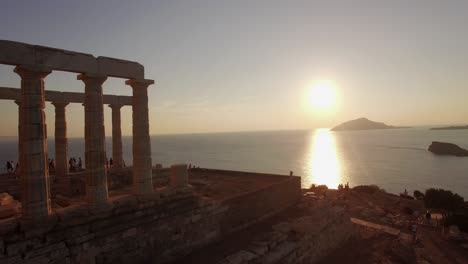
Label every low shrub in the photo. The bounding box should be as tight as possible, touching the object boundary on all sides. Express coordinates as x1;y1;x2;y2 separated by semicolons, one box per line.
352;185;380;194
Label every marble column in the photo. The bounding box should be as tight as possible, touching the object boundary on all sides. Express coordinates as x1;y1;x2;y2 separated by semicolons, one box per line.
52;102;69;178
78;73;109;209
108;104;124;170
14;100;22;172
14;65;52;220
125;79;154;195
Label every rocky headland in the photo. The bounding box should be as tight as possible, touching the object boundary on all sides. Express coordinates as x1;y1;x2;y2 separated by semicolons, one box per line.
331;117;409;131
428;141;468;157
430;125;468;130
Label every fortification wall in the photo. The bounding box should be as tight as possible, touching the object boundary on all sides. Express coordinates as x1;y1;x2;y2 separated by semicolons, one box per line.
0;173;301;264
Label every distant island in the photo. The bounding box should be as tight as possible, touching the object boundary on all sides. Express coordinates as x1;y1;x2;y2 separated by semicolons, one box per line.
428;141;468;157
430;125;468;130
331;117;409;131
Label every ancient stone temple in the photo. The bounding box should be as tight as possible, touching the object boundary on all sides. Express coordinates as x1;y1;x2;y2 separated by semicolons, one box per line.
0;40;155;218
0;41;353;264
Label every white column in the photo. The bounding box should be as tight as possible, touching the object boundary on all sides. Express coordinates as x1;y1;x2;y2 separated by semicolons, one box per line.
52;102;69;178
126;79;154;195
14;100;22;172
108;104;124;170
14;65;52;220
78;73;109;209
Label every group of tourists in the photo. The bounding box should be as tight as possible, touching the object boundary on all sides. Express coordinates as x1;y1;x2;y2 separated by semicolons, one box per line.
337;182;350;191
69;157;83;172
105;158;126;169
5;156;128;175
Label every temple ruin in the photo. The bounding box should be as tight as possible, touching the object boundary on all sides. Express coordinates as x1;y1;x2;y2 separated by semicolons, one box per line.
0;40;156;219
0;41;353;264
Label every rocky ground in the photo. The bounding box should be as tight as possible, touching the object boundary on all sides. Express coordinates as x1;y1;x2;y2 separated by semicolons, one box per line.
176;185;468;264
316;186;468;264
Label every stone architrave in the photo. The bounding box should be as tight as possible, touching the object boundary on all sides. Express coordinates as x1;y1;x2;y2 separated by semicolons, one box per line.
78;73;109;209
108;104;124;170
51;101;69;178
14;100;22;171
14;65;52;220
125;79;154;195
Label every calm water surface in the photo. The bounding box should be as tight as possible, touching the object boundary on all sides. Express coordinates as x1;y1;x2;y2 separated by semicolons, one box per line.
1;128;467;197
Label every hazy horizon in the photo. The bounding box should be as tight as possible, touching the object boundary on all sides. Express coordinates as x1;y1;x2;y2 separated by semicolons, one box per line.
1;0;468;136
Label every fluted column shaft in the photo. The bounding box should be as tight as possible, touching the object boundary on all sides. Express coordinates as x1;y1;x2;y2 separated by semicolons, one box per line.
126;79;154;195
52;102;69;178
78;73;109;209
14;65;52;220
14;100;22;171
109;104;124;170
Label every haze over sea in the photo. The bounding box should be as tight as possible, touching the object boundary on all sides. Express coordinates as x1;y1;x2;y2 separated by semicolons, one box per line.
1;128;467;198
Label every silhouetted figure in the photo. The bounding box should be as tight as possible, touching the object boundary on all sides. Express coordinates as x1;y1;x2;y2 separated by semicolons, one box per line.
109;158;113;167
289;171;293;176
78;158;82;170
411;222;418;242
49;159;55;172
425;210;431;224
6;161;13;173
105;159;109;169
345;182;349;191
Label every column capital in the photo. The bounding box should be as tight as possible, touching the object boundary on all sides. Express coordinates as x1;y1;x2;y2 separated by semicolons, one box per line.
14;65;52;79
77;73;107;86
51;101;69;108
125;79;155;89
108;104;123;110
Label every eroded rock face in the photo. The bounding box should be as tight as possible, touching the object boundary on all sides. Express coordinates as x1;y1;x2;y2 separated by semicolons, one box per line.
428;141;468;157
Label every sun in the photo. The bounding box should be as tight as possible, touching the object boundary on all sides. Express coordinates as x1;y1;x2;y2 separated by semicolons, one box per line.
308;80;337;111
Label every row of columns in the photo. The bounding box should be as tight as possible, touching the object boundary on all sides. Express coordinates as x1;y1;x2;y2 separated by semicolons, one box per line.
15;100;126;177
13;65;155;220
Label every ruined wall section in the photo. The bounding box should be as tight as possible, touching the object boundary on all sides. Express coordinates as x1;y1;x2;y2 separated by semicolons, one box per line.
218;204;354;264
0;176;301;264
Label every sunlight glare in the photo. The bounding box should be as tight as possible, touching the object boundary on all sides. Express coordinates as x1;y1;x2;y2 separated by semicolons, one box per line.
308;80;337;112
306;128;341;189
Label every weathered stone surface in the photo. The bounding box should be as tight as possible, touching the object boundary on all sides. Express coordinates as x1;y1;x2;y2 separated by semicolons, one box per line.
0;40;35;66
34;44;98;74
0;40;144;79
15;65;52;221
97;57;144;79
109;104;124;170
127;79;155;195
170;164;189;189
79;74;109;210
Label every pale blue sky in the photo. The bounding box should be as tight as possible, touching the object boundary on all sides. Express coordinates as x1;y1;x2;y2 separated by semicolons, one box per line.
0;0;467;136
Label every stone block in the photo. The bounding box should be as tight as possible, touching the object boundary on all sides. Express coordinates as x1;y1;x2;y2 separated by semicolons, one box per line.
170;164;188;189
34;45;98;74
0;40;35;66
97;56;144;79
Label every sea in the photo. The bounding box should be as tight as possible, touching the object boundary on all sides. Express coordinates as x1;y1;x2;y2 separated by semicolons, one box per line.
1;128;467;198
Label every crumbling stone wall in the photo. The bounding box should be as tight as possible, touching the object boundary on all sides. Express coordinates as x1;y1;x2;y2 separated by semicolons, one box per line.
0;175;300;264
218;205;354;264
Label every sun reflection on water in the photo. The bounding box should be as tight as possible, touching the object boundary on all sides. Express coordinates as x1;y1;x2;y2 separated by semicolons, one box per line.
306;128;341;189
